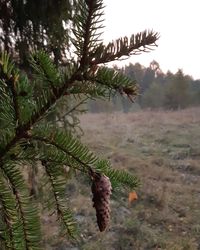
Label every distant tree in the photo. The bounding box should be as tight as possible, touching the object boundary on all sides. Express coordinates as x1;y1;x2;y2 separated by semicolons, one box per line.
140;66;155;92
124;63;144;83
122;62;200;110
150;60;165;84
155;71;165;85
189;79;200;106
164;69;190;109
149;60;160;72
141;82;165;108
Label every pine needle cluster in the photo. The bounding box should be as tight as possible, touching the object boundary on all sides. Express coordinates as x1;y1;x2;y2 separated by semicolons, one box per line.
0;0;158;248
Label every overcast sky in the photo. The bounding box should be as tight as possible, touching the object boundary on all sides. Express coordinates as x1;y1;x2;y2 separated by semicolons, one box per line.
103;0;200;80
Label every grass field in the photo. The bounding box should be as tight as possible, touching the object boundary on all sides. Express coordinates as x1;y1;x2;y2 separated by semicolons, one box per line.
76;108;200;250
46;107;200;249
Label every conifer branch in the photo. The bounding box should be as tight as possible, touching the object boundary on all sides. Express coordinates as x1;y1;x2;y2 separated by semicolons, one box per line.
42;161;78;239
85;67;139;100
93;160;140;190
30;136;92;172
0;52;20;123
0;163;41;250
92;30;159;65
79;1;96;68
68;81;108;98
8;78;19;124
72;0;104;69
0;173;17;249
0;71;77;160
29;131;140;191
55;97;88;123
29;51;62;90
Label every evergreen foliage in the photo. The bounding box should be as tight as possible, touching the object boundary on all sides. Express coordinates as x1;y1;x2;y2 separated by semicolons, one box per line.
0;0;158;248
0;0;72;66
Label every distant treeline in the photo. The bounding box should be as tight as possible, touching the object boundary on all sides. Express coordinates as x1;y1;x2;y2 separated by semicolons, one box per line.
88;61;200;112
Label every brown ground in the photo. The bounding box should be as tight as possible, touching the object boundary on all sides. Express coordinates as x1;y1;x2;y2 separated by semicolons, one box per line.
46;107;200;249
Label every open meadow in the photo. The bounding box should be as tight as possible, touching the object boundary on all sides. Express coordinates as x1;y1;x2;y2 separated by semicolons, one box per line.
45;107;200;249
76;107;200;250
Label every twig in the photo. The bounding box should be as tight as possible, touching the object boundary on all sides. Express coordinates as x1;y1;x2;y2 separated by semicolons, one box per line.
55;97;88;123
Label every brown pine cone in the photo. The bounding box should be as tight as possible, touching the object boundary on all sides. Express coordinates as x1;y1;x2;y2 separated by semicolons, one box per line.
91;172;112;232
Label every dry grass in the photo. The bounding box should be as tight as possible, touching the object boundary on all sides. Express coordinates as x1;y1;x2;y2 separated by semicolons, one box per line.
76;107;200;250
43;107;200;249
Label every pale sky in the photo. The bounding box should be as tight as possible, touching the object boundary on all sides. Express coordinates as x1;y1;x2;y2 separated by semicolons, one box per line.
103;0;200;80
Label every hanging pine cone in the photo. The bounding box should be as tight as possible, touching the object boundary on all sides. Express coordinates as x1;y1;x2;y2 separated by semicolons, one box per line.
90;171;112;232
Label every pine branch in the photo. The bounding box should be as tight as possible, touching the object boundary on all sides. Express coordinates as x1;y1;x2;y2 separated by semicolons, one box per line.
0;171;21;249
28;127;140;191
72;0;104;69
85;67;139;101
91;30;159;65
29;51;62;89
68;81;108;98
30;126;98;171
0;83;16;150
42;161;78;239
81;1;103;67
0;162;41;250
55;97;88;123
0;52;20;124
93;159;140;190
0;56;79;160
68;67;139;101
